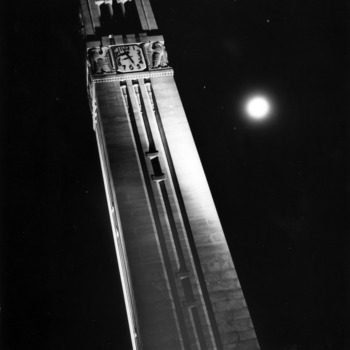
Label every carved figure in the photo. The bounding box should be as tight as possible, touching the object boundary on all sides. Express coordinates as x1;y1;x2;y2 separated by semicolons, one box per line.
88;47;114;74
144;41;169;69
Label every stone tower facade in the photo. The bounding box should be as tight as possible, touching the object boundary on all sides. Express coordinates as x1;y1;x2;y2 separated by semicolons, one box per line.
79;1;260;349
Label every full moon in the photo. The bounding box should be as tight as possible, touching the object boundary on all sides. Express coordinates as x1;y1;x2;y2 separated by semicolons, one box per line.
245;96;270;119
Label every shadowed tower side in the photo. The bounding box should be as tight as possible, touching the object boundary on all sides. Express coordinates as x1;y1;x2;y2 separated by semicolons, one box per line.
79;1;261;349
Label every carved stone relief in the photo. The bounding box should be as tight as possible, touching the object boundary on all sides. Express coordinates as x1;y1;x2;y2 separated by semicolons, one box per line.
88;47;115;75
144;42;169;69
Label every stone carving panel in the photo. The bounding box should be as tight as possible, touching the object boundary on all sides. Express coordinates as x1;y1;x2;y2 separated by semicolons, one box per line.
144;42;169;69
88;46;115;75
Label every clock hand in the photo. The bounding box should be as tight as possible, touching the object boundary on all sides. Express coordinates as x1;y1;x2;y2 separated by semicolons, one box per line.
123;52;134;64
118;52;135;64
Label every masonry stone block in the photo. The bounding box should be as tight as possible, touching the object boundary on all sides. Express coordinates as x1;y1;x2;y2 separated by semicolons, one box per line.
227;340;260;350
215;299;246;313
232;318;253;332
221;331;240;345
234;308;251;320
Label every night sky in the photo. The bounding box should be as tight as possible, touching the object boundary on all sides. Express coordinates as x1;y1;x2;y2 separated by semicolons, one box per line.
1;1;348;349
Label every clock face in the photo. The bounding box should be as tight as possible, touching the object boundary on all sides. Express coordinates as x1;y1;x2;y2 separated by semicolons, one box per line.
113;44;147;73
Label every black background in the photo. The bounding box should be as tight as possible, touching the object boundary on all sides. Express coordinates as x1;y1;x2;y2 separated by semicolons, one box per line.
1;1;348;349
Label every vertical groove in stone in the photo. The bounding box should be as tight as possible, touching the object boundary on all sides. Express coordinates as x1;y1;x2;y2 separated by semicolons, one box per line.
138;81;212;349
123;84;191;350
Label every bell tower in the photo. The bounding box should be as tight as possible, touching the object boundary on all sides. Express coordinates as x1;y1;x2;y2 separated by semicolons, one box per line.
79;1;260;349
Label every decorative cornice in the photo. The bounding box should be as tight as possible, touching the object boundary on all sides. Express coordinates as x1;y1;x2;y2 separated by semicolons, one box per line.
92;69;174;83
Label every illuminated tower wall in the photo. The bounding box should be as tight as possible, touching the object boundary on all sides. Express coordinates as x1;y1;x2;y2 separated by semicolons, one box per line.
80;1;260;349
